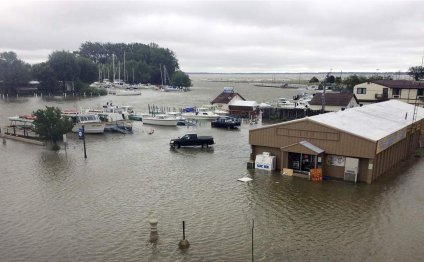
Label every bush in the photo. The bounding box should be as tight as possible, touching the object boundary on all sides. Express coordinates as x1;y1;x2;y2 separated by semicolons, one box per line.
79;84;107;96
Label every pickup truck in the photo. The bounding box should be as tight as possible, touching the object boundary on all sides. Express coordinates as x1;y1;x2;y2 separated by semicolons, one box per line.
170;133;214;148
211;116;241;129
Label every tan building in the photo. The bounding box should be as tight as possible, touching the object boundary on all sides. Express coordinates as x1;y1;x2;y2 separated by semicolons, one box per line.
308;93;359;112
353;80;424;106
249;100;424;184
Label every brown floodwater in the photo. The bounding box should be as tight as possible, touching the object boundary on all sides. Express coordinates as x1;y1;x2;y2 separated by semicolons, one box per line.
1;75;424;261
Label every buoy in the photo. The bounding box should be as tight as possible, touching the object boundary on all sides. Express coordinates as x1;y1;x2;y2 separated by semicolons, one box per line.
148;128;155;135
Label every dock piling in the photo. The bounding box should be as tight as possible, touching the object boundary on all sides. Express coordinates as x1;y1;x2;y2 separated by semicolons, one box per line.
178;221;190;249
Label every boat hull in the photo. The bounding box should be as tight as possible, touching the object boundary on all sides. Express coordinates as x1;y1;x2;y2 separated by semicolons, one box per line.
142;118;178;126
72;123;105;133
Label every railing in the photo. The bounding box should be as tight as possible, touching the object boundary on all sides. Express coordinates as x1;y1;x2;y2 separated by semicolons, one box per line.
375;93;388;100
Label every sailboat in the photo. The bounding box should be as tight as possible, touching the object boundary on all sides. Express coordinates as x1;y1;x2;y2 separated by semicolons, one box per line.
160;65;181;92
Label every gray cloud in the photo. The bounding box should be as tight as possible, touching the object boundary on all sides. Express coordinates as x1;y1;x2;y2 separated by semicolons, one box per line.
1;0;423;72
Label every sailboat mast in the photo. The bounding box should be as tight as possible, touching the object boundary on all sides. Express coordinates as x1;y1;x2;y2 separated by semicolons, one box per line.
123;51;126;83
160;64;164;86
98;64;101;82
112;54;115;83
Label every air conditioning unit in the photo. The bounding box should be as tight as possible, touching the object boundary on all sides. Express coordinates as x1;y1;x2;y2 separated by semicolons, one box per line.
344;170;357;183
393;95;400;98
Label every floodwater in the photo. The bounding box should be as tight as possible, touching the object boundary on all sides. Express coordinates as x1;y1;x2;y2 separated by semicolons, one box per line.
1;75;424;261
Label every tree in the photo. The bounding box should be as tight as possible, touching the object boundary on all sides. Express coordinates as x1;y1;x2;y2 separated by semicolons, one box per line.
31;62;58;94
171;71;191;87
342;74;368;92
0;51;31;94
325;75;336;84
76;56;97;84
309;76;319;83
48;51;80;82
408;66;424;81
32;106;73;150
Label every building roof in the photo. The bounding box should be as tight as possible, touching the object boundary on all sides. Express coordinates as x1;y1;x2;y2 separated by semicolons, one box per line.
229;100;258;107
211;92;245;104
299;141;325;154
309;93;357;106
309;100;424;141
370;80;424;89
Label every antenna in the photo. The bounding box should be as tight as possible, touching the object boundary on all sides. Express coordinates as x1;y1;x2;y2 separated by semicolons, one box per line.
321;69;332;113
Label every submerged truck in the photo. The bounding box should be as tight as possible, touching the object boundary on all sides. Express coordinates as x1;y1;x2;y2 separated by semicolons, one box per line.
170;133;214;148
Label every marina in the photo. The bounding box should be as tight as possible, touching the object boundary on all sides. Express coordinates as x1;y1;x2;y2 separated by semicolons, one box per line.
1;75;424;261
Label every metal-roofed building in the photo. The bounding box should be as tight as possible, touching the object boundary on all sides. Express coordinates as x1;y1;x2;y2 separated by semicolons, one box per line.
249;100;424;183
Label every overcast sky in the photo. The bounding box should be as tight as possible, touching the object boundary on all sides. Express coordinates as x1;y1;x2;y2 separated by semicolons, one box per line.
1;0;424;73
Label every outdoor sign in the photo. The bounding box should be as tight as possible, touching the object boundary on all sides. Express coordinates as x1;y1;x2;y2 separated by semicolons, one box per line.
78;128;84;139
327;155;345;167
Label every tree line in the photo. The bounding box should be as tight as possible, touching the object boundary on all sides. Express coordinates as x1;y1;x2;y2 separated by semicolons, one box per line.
0;42;191;95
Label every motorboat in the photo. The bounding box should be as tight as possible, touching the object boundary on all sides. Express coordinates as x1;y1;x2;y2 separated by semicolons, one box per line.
162;85;183;92
142;114;178;126
200;104;229;116
166;111;189;126
87;104;133;133
114;90;141;96
182;107;220;120
67;113;105;134
277;98;296;108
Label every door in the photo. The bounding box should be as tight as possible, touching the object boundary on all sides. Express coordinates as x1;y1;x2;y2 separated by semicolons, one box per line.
344;157;359;182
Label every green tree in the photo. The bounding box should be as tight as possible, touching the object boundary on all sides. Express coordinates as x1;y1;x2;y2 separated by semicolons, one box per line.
0;51;31;94
49;51;80;82
407;66;424;81
32;106;73;150
31;62;58;94
76;56;97;83
79;42;181;85
342;74;368;92
171;71;191;87
325;75;336;84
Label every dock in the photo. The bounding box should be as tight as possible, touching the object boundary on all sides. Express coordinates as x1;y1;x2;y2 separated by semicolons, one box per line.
261;107;321;121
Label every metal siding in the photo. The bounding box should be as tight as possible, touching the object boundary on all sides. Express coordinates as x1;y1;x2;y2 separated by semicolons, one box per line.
249;119;376;158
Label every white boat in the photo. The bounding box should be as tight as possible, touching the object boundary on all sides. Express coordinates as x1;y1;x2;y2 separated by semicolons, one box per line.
200;104;229;116
277;98;296;108
8;115;36;129
182;107;220;120
69;114;105;134
142;114;178;126
115;90;141;96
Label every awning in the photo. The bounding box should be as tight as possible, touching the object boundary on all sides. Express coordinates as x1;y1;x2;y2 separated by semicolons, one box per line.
281;140;324;155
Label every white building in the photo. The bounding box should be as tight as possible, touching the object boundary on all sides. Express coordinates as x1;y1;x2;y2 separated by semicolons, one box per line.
353;80;424;106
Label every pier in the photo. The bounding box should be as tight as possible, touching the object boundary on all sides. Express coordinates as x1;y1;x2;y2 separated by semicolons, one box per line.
261;107;321;121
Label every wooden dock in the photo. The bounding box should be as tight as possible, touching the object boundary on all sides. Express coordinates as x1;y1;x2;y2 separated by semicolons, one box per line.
261;107;321;121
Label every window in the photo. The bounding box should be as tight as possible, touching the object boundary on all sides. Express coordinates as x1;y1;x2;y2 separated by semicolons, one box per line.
356;88;366;94
417;89;424;97
392;88;401;96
